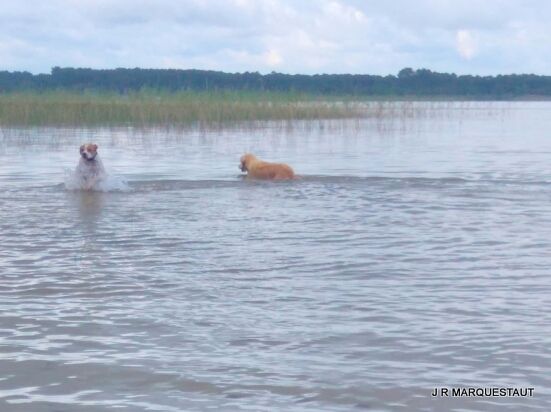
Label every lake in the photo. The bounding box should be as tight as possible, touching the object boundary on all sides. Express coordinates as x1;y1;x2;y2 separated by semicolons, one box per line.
1;102;550;411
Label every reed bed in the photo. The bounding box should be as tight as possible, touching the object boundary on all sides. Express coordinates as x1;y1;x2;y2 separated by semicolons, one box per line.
0;91;373;127
0;91;482;128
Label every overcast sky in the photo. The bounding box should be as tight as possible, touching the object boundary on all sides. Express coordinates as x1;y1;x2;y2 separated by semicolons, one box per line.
1;0;549;75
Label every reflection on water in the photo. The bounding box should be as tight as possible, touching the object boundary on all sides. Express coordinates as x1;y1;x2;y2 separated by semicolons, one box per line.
70;191;105;218
1;102;551;411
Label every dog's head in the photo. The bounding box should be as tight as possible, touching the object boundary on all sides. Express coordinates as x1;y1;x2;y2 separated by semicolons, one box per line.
239;153;256;172
80;143;98;161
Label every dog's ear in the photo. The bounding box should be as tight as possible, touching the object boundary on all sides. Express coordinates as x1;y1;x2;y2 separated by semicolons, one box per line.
91;144;98;151
79;144;84;152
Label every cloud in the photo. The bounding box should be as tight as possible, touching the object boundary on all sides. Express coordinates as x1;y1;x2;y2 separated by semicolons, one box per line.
264;49;283;67
0;0;549;74
456;30;477;59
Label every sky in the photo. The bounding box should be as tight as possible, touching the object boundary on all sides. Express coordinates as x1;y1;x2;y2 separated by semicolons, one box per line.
0;0;550;75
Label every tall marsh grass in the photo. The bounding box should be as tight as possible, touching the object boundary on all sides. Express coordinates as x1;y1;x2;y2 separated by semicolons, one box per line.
0;91;369;127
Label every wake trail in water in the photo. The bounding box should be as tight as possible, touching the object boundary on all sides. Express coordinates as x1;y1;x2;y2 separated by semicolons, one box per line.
49;174;551;193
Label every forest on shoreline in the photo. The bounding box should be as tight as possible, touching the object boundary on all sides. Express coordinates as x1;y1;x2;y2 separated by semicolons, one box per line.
1;67;551;98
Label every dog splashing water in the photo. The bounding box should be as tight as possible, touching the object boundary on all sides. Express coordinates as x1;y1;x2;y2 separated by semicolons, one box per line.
65;143;128;191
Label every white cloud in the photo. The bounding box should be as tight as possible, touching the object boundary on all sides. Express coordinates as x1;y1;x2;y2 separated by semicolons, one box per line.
456;30;477;59
264;49;282;67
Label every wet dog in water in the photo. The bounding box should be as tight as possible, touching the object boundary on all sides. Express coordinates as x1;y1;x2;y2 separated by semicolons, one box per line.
76;143;106;190
239;153;295;180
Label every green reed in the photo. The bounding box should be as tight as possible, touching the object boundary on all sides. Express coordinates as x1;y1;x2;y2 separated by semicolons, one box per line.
0;90;371;127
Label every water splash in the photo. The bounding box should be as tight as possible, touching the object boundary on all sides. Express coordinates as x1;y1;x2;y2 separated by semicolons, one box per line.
64;167;130;192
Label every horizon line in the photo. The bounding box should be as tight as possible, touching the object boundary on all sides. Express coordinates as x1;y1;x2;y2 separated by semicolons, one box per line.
2;67;550;78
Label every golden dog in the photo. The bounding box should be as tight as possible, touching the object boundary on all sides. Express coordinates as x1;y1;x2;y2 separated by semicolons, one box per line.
239;153;295;180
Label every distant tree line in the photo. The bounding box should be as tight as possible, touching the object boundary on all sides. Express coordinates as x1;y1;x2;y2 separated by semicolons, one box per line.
1;67;550;97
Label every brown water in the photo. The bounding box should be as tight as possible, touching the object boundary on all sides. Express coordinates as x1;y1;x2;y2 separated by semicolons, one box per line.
1;102;550;411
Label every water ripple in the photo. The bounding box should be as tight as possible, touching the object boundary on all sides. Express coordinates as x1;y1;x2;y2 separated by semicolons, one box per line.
2;111;551;410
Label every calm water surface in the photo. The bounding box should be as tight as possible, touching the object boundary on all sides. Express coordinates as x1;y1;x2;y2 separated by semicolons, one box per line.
1;102;550;411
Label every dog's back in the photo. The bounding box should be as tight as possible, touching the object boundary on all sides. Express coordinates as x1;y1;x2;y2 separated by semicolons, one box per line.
252;161;295;180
